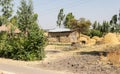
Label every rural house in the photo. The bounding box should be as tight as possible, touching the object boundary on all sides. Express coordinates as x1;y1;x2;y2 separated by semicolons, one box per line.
47;27;79;43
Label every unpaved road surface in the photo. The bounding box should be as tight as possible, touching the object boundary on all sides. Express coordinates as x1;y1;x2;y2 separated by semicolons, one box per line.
0;62;64;74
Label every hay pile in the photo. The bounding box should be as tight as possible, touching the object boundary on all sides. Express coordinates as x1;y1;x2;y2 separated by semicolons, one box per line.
87;39;96;46
103;33;119;44
92;36;102;42
79;37;88;44
117;34;120;42
92;36;103;44
79;34;90;44
80;34;90;40
78;35;101;45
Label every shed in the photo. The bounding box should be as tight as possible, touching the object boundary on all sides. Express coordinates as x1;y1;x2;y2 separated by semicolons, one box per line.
47;27;78;43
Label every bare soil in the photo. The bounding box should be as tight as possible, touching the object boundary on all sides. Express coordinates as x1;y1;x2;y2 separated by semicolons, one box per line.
1;44;120;74
40;54;120;74
29;44;120;74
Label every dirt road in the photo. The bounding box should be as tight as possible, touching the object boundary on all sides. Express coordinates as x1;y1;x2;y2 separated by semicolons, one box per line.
0;62;64;74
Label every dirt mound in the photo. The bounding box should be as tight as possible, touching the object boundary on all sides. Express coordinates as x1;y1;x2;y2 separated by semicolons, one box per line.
103;33;119;44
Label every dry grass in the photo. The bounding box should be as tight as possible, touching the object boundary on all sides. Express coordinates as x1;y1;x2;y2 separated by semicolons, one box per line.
100;44;120;67
103;33;119;44
117;35;120;42
107;50;120;67
105;44;120;51
92;36;102;42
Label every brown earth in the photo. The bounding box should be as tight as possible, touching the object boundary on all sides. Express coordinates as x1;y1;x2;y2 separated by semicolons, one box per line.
0;43;120;74
29;44;120;74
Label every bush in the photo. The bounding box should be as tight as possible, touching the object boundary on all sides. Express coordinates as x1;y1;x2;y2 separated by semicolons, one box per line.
0;29;47;61
88;29;103;37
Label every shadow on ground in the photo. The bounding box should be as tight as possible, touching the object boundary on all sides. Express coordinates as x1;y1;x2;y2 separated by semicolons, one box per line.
76;51;108;56
46;50;61;54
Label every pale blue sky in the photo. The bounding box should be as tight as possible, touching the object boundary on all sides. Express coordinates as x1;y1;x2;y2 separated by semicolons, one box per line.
14;0;120;29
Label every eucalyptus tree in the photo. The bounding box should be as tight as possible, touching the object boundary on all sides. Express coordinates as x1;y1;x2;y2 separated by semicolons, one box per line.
56;9;65;28
92;21;98;30
0;0;13;24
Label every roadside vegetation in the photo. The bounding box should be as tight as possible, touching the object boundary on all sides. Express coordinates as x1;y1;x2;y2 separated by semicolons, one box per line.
0;0;47;61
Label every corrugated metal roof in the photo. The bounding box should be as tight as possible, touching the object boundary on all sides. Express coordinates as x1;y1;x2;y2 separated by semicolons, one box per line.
48;27;71;32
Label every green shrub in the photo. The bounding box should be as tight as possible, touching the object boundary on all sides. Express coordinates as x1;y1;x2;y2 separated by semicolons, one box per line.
0;0;47;61
0;29;47;61
88;29;103;37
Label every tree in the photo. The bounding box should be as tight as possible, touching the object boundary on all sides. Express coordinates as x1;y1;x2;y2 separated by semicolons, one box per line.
77;18;91;34
118;10;120;24
89;29;102;37
0;16;3;26
92;21;110;36
17;0;34;33
64;12;74;28
110;14;120;32
16;0;46;60
118;10;120;32
92;21;98;30
68;18;91;37
56;9;65;28
0;0;13;24
10;16;17;26
110;15;117;24
65;16;90;36
101;21;110;33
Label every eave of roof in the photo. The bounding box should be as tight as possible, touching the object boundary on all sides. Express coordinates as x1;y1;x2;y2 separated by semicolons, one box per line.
48;27;71;32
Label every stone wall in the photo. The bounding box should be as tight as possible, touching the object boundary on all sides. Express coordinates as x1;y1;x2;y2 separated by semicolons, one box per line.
48;31;79;43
